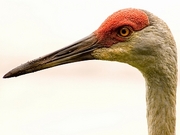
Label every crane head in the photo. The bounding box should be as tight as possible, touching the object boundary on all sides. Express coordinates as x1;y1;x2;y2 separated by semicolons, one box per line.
3;8;176;78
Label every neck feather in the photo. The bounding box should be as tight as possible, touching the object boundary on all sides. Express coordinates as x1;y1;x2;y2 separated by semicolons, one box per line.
144;67;177;135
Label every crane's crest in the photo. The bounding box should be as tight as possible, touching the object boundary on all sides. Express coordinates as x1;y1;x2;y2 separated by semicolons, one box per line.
94;8;149;46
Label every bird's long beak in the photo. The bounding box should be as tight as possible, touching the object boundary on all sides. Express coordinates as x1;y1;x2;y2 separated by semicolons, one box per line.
3;34;100;78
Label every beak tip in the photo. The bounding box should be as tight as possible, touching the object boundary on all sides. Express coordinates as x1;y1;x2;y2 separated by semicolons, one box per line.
3;70;20;78
3;72;13;78
3;74;9;79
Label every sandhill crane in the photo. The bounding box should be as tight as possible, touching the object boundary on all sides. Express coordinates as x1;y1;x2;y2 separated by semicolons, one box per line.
3;8;177;135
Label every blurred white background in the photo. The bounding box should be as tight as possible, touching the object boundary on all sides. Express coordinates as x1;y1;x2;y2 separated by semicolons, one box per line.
1;0;180;135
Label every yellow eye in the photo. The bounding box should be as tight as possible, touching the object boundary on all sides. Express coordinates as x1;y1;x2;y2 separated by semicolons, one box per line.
118;27;131;37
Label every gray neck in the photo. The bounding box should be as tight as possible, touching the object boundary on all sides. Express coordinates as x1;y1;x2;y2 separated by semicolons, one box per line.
144;68;177;135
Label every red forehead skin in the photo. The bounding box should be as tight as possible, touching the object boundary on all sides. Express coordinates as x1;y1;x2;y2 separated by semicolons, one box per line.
94;8;149;47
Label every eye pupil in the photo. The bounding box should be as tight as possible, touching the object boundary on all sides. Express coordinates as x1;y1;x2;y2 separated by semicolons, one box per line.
122;29;126;34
